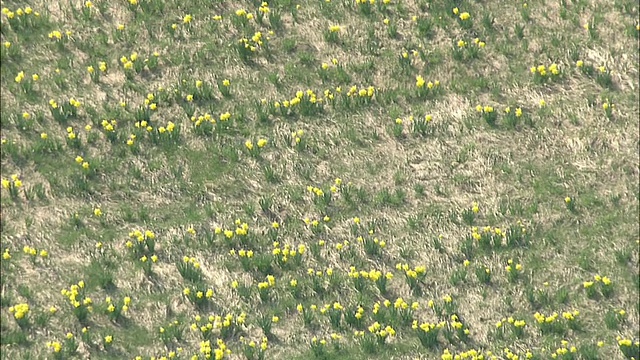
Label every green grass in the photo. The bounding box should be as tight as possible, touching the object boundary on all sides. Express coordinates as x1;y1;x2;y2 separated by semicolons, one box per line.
1;0;639;359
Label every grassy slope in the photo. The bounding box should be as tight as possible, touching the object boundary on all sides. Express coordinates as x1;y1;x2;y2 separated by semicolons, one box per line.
0;0;639;359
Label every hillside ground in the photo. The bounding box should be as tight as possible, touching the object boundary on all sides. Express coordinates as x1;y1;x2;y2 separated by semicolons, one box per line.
0;0;639;359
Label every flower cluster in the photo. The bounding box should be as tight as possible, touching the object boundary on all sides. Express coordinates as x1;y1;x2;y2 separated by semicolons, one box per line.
530;63;561;83
61;281;93;323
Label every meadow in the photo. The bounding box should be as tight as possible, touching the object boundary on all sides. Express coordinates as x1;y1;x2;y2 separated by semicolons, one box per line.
0;0;639;359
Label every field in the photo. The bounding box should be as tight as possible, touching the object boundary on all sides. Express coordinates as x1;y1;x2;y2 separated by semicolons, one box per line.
1;0;639;359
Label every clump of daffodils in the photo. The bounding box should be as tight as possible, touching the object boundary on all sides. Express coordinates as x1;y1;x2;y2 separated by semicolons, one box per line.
120;52;142;76
182;285;215;309
177;256;204;282
397;263;427;292
214;219;250;246
476;105;497;126
499;348;534;360
192;313;246;342
472;37;486;48
453;8;473;29
126;229;156;256
355;320;396;353
61;280;93;323
354;0;376;14
530;63;561;83
240;336;269;359
258;2;270;16
584;274;614;299
257;274;277;302
232;8;254;30
561;309;582;330
237;32;266;62
1;174;23;199
49;98;81;124
290;129;305;148
9;303;30;327
497;317;528;338
470;225;529;249
415;76;441;98
100;119;118;141
272;242;306;268
413;320;445;349
46;340;63;354
602;98;615;119
617;337;640;359
344;85;376;107
575;60;614;87
552;340;580;358
325;25;341;43
191;112;216;132
505;258;524;282
452;38;484;62
533;311;567;335
104;296;131;322
276;89;325;117
22;245;48;264
348;267;381;292
48;29;72;42
157;121;177;135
